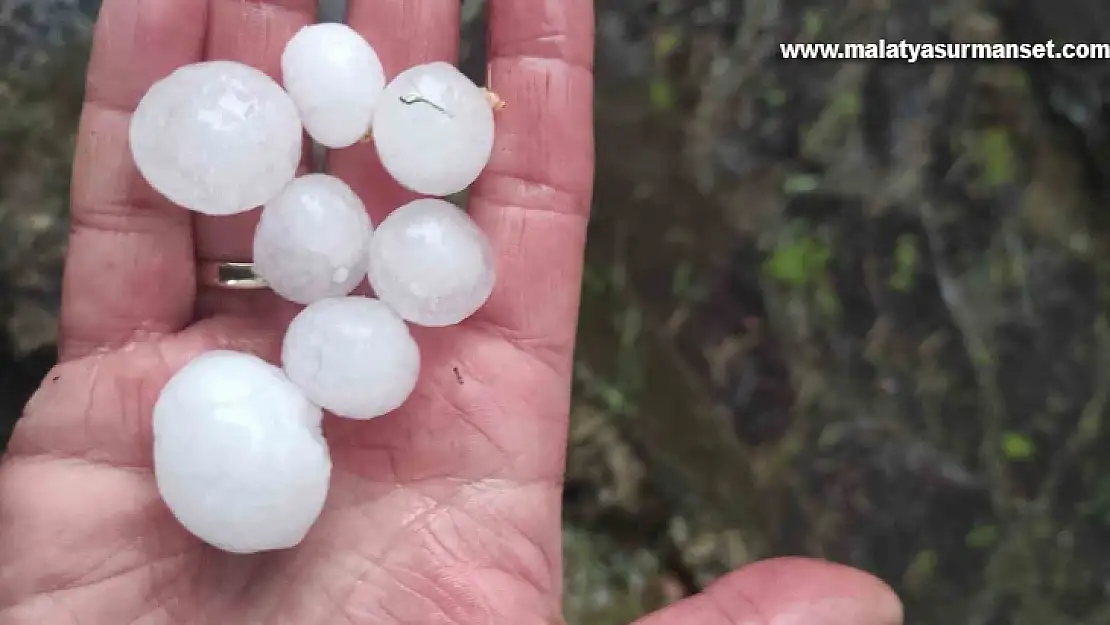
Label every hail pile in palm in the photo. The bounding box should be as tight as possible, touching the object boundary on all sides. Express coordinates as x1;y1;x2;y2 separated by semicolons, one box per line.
131;22;500;553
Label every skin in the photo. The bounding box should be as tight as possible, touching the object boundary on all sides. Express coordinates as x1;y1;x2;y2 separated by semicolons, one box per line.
0;1;905;624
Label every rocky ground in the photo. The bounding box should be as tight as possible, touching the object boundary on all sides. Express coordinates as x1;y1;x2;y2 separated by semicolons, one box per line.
5;0;1110;623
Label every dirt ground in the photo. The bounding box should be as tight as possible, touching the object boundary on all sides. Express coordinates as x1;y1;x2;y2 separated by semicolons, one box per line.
5;1;1110;623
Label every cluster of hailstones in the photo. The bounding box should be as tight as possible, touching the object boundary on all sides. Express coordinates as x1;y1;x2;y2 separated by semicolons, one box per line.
133;24;501;554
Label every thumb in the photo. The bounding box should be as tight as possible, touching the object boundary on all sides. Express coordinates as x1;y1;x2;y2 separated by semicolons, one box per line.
631;558;903;625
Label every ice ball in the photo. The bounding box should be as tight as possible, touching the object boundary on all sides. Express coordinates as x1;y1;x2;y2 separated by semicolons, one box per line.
129;60;303;216
253;174;372;305
368;198;495;327
152;350;331;554
372;62;495;196
282;297;421;420
282;23;386;149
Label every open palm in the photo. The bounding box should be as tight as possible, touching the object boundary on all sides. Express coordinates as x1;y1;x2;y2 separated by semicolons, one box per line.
0;1;903;624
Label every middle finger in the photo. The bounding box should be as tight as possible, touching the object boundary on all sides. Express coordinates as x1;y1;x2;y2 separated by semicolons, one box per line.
327;0;461;224
193;0;318;318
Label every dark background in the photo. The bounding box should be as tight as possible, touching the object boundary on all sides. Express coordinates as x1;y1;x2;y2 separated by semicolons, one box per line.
5;0;1110;622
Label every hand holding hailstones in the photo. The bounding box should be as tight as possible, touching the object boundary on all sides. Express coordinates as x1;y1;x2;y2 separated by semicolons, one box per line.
129;23;499;554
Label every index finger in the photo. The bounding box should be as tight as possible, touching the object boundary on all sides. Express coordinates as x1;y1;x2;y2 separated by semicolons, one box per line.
466;0;595;371
60;0;207;360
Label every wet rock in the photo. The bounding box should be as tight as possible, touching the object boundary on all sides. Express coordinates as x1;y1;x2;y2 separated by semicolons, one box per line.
0;4;89;449
585;0;1110;622
0;0;92;72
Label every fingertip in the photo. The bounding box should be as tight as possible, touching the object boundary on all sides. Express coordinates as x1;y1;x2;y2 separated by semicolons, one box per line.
633;557;903;625
86;0;208;109
346;0;459;75
328;0;460;222
708;557;903;625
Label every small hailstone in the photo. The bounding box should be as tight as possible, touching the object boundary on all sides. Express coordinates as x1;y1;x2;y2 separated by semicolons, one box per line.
368;198;495;327
130;60;302;216
282;296;421;419
153;350;331;554
372;62;495;196
282;23;386;149
253;174;372;305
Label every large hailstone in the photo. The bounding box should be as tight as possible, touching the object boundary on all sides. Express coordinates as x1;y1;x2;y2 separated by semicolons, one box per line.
153;351;331;554
129;60;303;216
282;23;386;149
253;174;372;304
282;297;421;419
368;198;496;327
372;62;495;196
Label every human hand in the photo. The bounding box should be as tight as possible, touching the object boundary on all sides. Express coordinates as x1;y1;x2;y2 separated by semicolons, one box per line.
0;1;903;623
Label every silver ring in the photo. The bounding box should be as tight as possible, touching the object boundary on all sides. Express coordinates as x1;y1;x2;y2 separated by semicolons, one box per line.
198;261;268;290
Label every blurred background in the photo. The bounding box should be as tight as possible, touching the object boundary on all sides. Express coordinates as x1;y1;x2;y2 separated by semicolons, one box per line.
4;0;1110;623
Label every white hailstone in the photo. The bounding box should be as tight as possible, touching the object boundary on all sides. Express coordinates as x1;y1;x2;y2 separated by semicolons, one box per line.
281;23;386;149
368;198;495;327
130;60;303;216
253;174;372;304
372;61;495;196
282;296;421;419
152;351;331;554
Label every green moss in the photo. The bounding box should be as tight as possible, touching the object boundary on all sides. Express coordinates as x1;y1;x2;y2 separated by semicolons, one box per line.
671;262;694;298
890;235;919;292
782;173;819;195
764;87;787;107
801;81;862;159
1001;432;1035;460
801;9;824;39
764;234;830;287
815;278;842;317
904;550;939;589
966;524;1000;549
649;79;675;111
620;306;643;349
764;228;843;319
996;66;1031;92
971;127;1017;188
575;362;635;415
653;30;681;59
831;89;861;118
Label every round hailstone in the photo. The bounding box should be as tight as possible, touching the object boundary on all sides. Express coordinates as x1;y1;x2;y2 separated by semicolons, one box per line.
282;23;386;149
282;296;421;419
372;62;495;196
153;350;331;554
130;60;302;216
253;174;372;304
367;198;495;327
